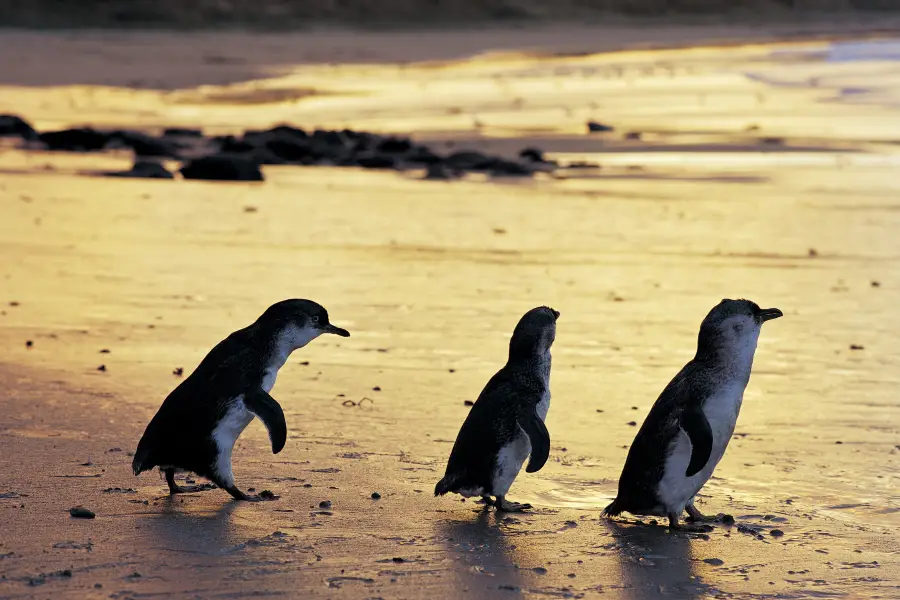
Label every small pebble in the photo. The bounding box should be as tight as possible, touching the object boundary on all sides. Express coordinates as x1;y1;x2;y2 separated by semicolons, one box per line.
808;248;818;257
372;386;381;392
97;364;106;372
173;367;184;376
849;344;864;350
871;281;881;287
130;572;141;578
371;492;381;500
259;490;276;500
627;421;637;426
464;400;474;406
319;500;332;509
770;529;784;537
392;557;404;563
25;340;33;348
61;569;72;577
721;514;735;525
69;506;95;519
532;567;547;575
704;558;724;566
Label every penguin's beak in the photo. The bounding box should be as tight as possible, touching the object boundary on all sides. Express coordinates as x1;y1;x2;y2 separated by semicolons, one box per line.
758;308;783;322
322;323;350;337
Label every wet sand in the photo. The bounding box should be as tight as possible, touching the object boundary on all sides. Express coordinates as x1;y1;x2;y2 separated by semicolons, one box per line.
1;26;899;599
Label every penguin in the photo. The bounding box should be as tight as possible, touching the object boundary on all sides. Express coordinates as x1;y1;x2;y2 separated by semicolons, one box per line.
132;299;350;501
604;298;782;529
435;306;558;512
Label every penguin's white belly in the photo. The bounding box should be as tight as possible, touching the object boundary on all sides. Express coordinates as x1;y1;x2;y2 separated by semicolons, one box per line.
491;388;550;497
211;396;255;486
656;384;744;514
492;430;531;497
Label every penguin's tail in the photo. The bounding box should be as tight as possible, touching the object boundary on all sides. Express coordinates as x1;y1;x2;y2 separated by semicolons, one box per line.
131;441;153;476
434;475;455;497
602;497;625;517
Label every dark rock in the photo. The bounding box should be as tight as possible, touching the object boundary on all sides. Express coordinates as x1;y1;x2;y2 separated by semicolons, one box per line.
259;490;277;500
355;154;396;169
173;367;184;376
392;557;405;563
624;131;642;140
587;121;615;133
770;529;784;537
0;114;38;140
264;138;314;162
69;506;95;519
371;492;381;499
377;137;413;154
463;400;474;406
849;344;864;350
319;500;332;509
519;147;545;162
703;558;724;566
312;129;348;149
97;364;107;372
721;514;736;525
107;160;174;179
218;136;257;154
444;151;495;171
163;127;203;137
266;125;308;139
566;160;601;169
25;340;33;348
424;163;456;180
109;130;179;158
405;146;443;165
488;160;534;177
181;154;264;181
39;128;110;151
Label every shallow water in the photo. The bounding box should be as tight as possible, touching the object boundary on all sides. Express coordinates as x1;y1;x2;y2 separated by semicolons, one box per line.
0;31;898;599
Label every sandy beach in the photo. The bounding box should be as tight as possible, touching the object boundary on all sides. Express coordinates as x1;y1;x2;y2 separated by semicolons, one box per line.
0;24;898;599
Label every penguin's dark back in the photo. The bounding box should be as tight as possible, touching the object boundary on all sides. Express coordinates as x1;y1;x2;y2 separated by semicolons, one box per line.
611;360;704;510
132;326;273;476
441;362;546;487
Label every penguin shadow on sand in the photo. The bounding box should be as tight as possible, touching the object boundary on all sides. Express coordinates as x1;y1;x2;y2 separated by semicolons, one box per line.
141;498;245;556
602;519;712;599
438;508;526;596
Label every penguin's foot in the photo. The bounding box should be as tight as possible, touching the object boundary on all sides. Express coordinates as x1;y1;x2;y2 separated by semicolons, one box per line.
165;469;217;495
685;504;730;523
495;496;532;512
171;483;218;494
225;485;279;502
668;513;713;532
477;495;495;508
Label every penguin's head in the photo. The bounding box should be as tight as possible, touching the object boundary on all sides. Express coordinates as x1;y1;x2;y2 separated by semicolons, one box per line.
508;306;560;361
258;299;350;350
697;298;781;357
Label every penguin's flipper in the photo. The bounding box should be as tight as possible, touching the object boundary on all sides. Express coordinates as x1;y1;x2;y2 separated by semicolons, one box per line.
521;411;550;473
680;404;713;477
243;389;287;454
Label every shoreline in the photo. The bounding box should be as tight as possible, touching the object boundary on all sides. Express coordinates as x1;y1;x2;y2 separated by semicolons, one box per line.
0;19;899;90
